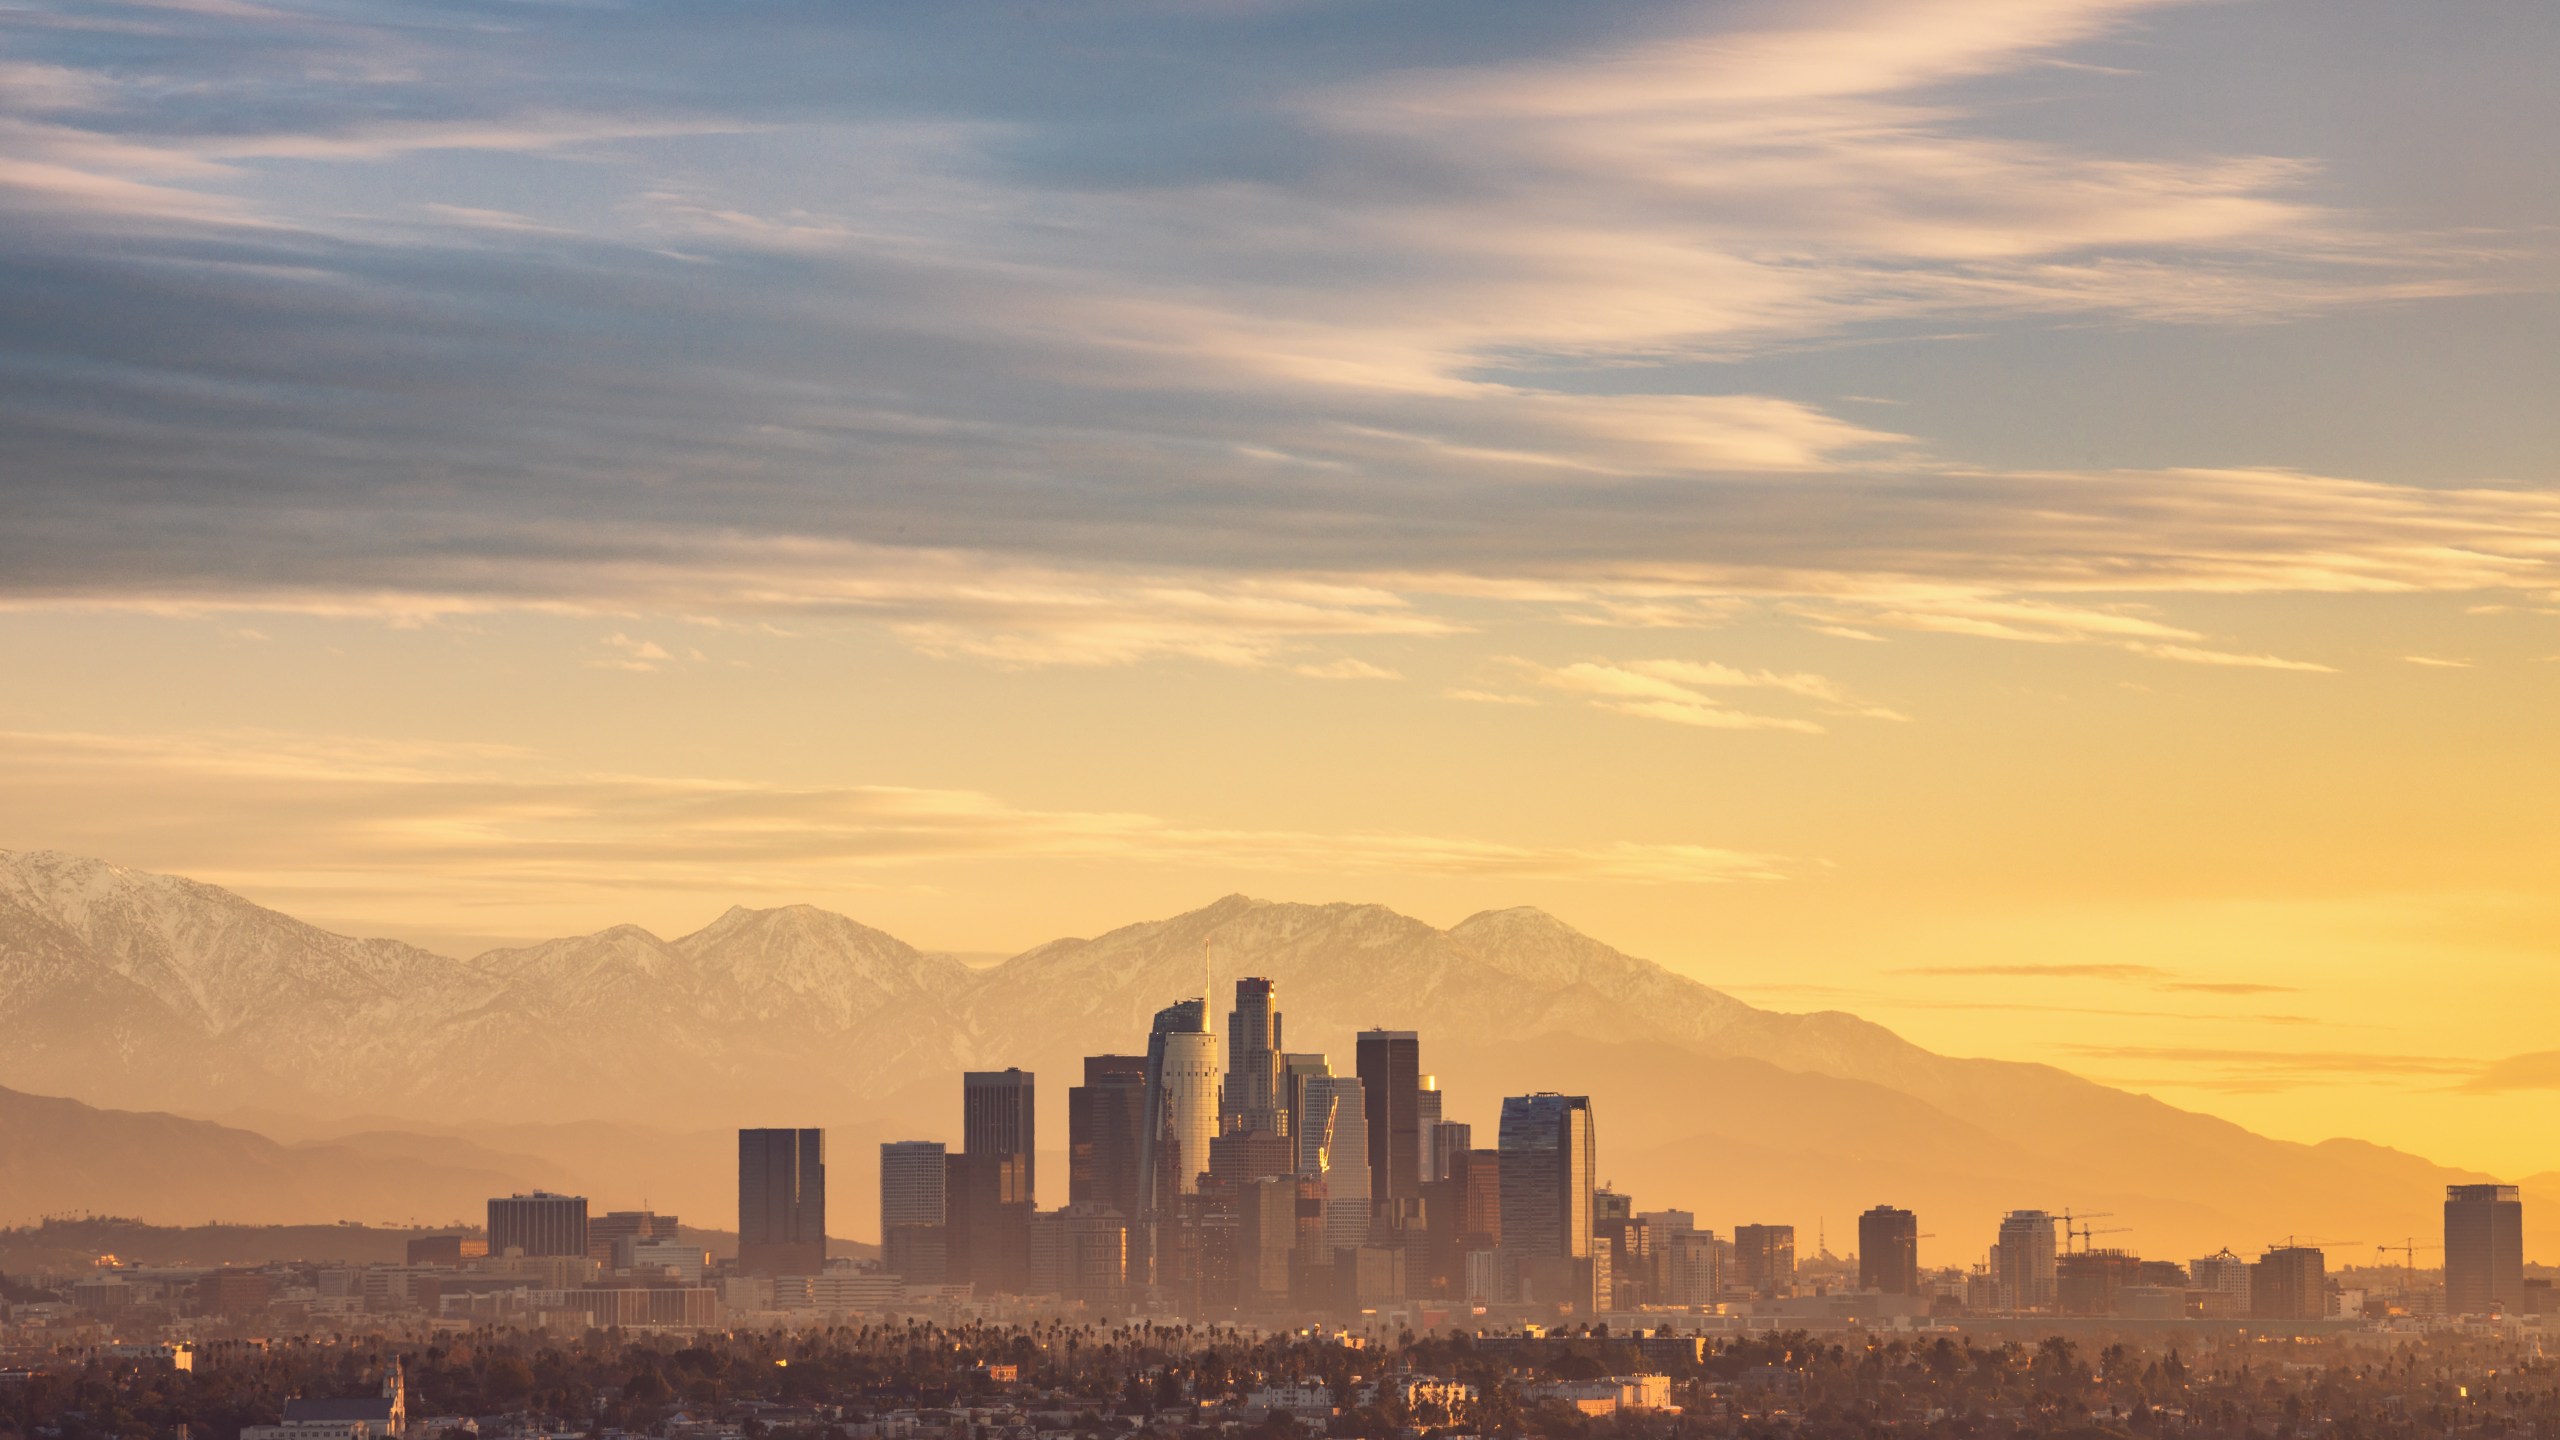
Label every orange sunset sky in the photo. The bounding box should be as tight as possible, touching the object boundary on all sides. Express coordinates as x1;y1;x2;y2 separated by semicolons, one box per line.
1;0;2556;1181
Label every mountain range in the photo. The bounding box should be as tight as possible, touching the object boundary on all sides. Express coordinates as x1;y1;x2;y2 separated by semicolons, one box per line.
1;848;2545;1263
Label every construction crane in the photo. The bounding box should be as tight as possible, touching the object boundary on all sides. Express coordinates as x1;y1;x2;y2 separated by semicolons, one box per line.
2266;1236;2361;1252
2061;1209;2120;1254
2377;1238;2442;1296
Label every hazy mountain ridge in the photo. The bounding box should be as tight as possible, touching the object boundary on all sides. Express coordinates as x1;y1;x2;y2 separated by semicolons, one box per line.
0;1085;559;1227
0;848;2534;1258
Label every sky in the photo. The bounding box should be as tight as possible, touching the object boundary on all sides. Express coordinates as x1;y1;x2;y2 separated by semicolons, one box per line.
2;0;2558;1179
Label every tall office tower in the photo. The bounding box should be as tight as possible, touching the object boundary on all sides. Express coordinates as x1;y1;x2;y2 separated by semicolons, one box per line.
2250;1245;2327;1320
1497;1092;1596;1308
2445;1183;2525;1317
488;1191;589;1258
1357;1030;1423;1214
880;1141;949;1285
1417;1077;1443;1182
1139;998;1209;1220
1069;1055;1149;1222
1283;1053;1332;1171
1431;1121;1473;1186
737;1129;828;1276
1993;1210;2058;1312
1301;1073;1371;1253
1732;1224;1795;1298
1859;1206;1921;1294
1153;1029;1222;1200
957;1070;1036;1293
1222;978;1286;1137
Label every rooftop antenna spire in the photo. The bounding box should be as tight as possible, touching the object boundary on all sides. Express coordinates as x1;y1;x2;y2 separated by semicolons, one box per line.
1203;936;1213;1014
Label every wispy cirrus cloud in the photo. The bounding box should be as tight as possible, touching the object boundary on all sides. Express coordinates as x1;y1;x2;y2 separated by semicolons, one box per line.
1896;961;2300;995
2065;1044;2475;1093
0;0;2548;683
0;729;1793;924
2459;1052;2560;1095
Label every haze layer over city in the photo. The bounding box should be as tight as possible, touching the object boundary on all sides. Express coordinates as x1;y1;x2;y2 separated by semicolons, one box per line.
2;0;2558;1432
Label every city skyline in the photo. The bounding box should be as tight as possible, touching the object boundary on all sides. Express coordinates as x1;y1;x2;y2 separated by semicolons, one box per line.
833;972;2537;1323
0;850;2544;1272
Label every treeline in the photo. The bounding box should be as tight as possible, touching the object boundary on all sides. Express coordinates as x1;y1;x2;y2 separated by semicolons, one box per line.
4;1323;2558;1440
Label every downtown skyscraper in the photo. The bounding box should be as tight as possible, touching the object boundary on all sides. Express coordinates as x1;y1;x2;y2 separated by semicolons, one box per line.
1357;1029;1422;1227
951;1069;1035;1293
737;1129;826;1277
2445;1183;2524;1317
1068;1054;1149;1223
879;1140;947;1285
1222;977;1285;1137
1497;1092;1595;1309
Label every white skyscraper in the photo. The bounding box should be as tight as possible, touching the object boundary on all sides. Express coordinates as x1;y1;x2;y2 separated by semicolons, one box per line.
1155;1028;1221;1197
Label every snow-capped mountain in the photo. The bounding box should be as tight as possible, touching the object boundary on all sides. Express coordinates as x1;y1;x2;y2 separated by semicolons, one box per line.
0;849;2526;1257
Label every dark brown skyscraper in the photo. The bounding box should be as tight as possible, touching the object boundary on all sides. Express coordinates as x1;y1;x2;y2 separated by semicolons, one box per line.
1069;1055;1148;1222
2445;1184;2524;1317
1223;978;1286;1137
1859;1205;1920;1294
955;1069;1035;1293
737;1130;826;1276
1357;1029;1421;1213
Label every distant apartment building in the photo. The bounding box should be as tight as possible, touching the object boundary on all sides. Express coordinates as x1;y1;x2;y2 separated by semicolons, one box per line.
620;1237;710;1282
880;1140;949;1285
1993;1210;2057;1311
737;1129;827;1276
1733;1223;1796;1298
2445;1184;2524;1317
1859;1206;1920;1294
2190;1247;2252;1315
488;1191;589;1259
196;1270;271;1316
2251;1245;2327;1321
586;1210;678;1266
1661;1228;1721;1307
